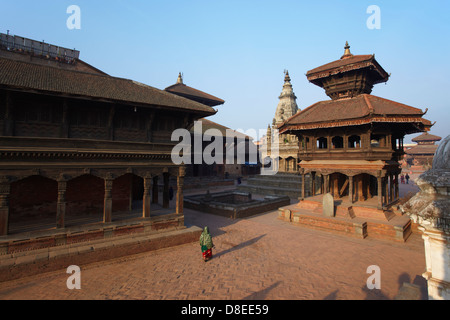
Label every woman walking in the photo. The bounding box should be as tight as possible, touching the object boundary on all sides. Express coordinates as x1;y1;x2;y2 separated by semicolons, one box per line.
199;226;214;262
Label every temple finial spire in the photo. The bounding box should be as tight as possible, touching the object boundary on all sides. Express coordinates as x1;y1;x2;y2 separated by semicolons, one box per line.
284;69;291;82
177;72;183;84
341;41;353;59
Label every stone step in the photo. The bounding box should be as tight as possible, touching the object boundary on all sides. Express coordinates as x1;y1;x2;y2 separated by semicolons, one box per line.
246;179;306;189
247;174;306;182
246;175;311;189
237;184;304;199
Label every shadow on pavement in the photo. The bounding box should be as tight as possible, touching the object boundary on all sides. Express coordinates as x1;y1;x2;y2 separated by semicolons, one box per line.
214;234;266;259
242;281;282;300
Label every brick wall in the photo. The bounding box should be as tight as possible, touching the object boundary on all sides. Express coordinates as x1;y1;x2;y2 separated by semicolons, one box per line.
111;174;134;212
9;175;57;223
66;175;104;216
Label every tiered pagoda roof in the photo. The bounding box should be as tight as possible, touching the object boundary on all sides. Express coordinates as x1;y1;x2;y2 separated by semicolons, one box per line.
279;43;432;135
412;132;442;144
280;94;431;134
407;132;442;156
306;42;389;100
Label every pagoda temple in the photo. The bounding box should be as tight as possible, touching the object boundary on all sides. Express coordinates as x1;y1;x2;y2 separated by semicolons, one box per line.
277;42;433;242
405;132;442;168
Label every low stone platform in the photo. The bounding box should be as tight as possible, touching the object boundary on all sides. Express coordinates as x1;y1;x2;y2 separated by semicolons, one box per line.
237;173;310;198
279;197;412;242
0;214;202;283
185;190;291;220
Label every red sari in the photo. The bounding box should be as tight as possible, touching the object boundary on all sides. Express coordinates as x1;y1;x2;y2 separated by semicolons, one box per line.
202;247;212;261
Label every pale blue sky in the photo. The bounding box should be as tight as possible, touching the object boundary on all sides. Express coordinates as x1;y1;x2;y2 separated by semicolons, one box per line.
1;0;449;143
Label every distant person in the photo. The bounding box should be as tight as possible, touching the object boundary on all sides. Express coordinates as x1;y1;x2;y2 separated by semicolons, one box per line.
405;174;410;184
401;175;405;184
199;226;214;262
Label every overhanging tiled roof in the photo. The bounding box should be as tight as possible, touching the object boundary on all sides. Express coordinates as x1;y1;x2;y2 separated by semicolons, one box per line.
406;144;439;155
306;54;389;84
307;55;373;75
412;132;442;142
190;118;252;140
0;57;216;115
165;83;225;107
279;94;432;132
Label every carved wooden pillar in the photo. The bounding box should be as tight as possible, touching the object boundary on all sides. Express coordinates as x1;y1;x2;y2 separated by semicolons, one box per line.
389;174;394;203
395;174;399;201
357;175;365;201
349;175;354;204
332;174;339;198
384;177;389;205
365;175;372;199
323;174;330;194
320;175;324;194
176;167;185;215
143;175;152;218
56;179;67;229
0;177;11;236
103;177;113;223
152;176;159;204
163;172;170;209
377;174;383;210
301;172;306;200
311;172;316;196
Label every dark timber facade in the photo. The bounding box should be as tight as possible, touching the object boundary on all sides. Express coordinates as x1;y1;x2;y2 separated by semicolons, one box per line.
0;34;217;238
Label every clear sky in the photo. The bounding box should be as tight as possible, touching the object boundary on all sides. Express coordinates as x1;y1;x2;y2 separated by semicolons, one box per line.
1;0;449;143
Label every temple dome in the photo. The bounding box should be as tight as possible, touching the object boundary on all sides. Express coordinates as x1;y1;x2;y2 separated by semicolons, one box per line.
433;134;450;170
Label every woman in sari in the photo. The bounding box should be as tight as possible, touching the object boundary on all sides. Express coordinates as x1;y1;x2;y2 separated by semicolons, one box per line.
199;226;214;262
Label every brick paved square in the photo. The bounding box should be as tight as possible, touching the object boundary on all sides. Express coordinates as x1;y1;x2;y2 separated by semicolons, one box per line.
0;184;427;300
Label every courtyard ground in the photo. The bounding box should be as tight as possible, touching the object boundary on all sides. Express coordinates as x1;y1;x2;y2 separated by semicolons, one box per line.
0;176;426;300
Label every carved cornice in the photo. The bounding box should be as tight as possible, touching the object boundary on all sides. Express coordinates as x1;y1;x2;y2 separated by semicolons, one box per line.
303;168;382;177
0;151;172;161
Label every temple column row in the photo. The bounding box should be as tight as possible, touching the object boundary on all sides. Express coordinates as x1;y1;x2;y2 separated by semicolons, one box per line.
377;173;400;210
0;167;185;236
299;171;400;210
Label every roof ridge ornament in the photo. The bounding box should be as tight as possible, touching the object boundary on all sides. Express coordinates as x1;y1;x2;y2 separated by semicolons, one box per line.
177;72;183;84
341;41;353;59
